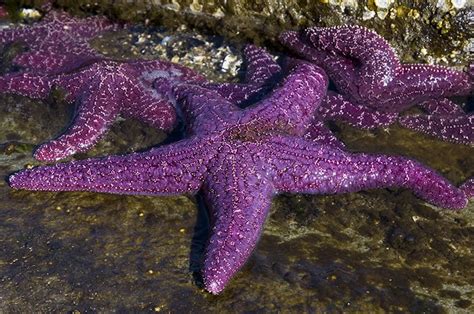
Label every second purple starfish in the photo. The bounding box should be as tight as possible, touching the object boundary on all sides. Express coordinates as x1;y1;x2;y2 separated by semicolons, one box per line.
280;25;473;145
0;58;204;161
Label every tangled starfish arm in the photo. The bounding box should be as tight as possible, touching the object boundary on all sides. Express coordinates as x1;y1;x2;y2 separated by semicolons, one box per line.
399;113;474;145
398;98;473;145
417;98;465;115
304;25;400;94
280;26;473;111
319;92;398;129
375;64;473;112
206;45;395;146
280;26;473;145
205;44;282;105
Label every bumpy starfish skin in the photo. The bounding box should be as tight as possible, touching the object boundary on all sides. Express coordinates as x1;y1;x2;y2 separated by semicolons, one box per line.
9;62;471;294
319;92;398;129
0;59;204;161
204;44;282;106
304;25;400;96
398;98;473;145
0;6;121;74
279;26;473;144
280;26;472;112
399;114;473;145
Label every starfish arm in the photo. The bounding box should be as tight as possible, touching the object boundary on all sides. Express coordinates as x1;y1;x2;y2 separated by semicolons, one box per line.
303;118;345;148
10;137;209;195
33;77;121;161
398;113;474;145
417;98;465;115
202;148;275;294
460;178;474;198
173;84;242;134
268;136;468;209
12;50;98;74
378;64;472;111
304;25;399;94
0;72;53;99
122;89;177;132
319;92;398;129
204;45;281;105
279;32;360;100
242;62;328;135
279;31;326;65
241;44;281;85
205;82;265;105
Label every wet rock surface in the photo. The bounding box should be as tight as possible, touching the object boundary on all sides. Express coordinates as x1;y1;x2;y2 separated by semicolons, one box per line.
1;3;473;313
15;0;472;67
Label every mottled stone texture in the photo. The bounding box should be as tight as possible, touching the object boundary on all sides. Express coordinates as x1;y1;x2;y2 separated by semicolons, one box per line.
16;0;471;65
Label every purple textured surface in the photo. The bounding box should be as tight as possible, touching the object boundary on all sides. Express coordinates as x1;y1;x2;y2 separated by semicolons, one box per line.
0;59;205;161
204;44;282;105
0;6;122;74
9;61;471;295
280;25;473;144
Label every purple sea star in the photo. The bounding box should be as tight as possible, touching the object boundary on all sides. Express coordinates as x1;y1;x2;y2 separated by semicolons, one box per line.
207;46;396;148
9;61;471;294
0;4;122;74
279;25;473;144
399;98;473;145
204;44;282;106
0;58;205;161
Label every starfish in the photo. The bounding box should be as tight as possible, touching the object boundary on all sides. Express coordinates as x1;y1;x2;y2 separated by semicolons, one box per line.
0;3;122;74
204;44;283;106
9;61;471;294
0;58;205;161
399;98;473;145
207;45;396;148
279;25;473;144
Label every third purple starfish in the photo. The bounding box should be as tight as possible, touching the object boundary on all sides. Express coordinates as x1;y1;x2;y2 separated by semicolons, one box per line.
280;25;473;145
0;58;204;161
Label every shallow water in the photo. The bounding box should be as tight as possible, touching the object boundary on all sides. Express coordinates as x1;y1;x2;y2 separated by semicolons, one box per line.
0;7;473;313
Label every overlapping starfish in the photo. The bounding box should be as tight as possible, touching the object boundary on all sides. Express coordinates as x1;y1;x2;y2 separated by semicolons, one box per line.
280;25;473;145
0;6;205;161
2;8;473;295
0;59;204;161
9;61;472;294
